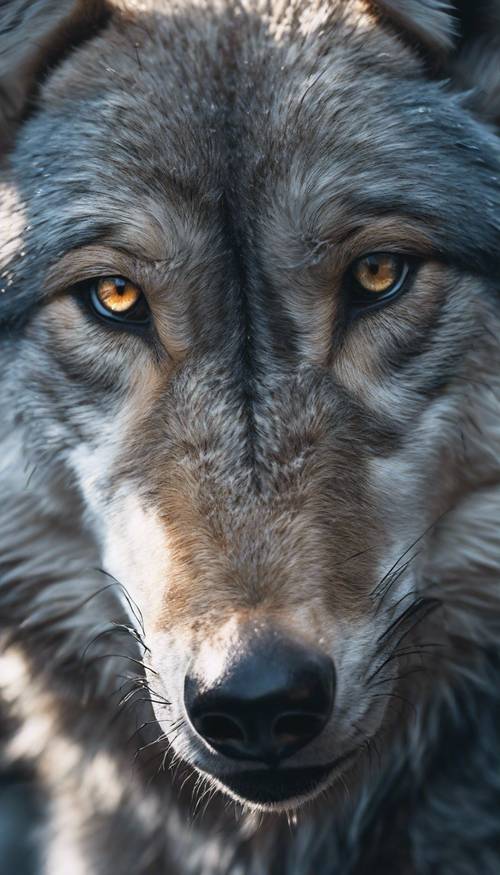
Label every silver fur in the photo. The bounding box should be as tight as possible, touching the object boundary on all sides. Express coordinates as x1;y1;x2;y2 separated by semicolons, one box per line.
0;0;500;872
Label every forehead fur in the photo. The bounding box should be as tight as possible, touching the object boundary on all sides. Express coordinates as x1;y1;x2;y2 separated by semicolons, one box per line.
0;0;499;326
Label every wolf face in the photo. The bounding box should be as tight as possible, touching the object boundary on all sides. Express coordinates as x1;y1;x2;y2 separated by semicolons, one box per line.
1;0;499;812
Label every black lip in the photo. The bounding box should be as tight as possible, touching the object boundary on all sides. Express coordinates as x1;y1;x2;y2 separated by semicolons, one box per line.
221;764;332;803
204;750;357;804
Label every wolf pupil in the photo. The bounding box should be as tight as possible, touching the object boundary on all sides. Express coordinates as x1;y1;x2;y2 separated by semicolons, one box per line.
85;275;150;327
350;253;409;306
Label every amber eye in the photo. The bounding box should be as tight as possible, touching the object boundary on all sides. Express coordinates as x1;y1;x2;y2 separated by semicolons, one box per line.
96;277;141;313
85;276;150;326
350;253;409;305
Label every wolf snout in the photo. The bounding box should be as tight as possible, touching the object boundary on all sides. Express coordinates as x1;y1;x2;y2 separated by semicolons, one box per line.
184;631;335;766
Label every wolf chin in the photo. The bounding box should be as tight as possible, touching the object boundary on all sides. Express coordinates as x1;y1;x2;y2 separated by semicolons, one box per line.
1;0;500;872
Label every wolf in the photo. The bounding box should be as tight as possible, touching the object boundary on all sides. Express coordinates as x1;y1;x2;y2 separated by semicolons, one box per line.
0;0;500;871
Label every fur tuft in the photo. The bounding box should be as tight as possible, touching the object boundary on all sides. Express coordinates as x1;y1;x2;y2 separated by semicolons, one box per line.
373;0;458;54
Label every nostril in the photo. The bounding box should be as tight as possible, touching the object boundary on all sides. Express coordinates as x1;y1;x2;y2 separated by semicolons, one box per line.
195;713;245;746
185;633;336;764
273;712;326;747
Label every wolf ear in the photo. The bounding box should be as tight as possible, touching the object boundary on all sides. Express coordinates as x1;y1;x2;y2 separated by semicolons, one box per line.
373;0;500;126
449;4;500;126
0;0;108;149
374;0;458;54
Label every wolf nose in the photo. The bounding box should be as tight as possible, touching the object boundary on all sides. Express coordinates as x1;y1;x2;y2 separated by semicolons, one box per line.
184;634;335;765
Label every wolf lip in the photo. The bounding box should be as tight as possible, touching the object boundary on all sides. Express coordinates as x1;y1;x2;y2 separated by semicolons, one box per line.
218;763;334;803
206;749;358;804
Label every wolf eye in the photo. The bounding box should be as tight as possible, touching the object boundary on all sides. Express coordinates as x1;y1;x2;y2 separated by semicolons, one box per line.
349;254;409;306
86;276;150;326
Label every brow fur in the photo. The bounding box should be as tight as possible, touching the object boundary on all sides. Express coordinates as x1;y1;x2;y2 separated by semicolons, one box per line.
1;0;500;872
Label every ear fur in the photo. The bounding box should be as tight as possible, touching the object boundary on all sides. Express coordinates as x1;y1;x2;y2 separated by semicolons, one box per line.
451;3;500;126
0;0;108;149
374;0;458;54
373;0;500;127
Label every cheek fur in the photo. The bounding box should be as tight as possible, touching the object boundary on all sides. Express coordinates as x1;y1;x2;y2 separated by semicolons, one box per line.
100;493;174;633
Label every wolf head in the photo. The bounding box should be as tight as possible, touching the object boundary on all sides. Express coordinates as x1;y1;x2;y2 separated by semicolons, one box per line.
1;0;499;811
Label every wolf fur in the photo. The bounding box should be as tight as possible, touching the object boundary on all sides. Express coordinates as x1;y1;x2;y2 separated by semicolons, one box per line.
1;0;500;872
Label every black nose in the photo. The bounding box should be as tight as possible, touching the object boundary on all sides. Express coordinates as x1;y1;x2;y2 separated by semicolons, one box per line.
184;633;335;766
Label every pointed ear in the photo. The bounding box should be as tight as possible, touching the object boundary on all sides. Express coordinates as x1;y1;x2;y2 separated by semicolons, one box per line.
450;5;500;127
374;0;459;55
373;0;500;127
0;0;108;149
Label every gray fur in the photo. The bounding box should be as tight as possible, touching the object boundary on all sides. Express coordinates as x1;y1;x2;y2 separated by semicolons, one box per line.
0;0;500;872
0;0;107;149
374;0;458;53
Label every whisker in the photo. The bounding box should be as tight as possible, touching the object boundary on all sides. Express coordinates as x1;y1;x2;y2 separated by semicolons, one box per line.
367;691;417;718
366;644;441;684
94;568;145;634
390;599;443;651
377;596;441;645
83;652;159;676
370;509;451;603
369;665;431;687
79;624;148;663
135;733;169;758
374;553;421;613
332;545;377;568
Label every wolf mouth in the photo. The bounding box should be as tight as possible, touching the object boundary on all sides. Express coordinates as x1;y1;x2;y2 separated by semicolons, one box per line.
199;749;359;805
